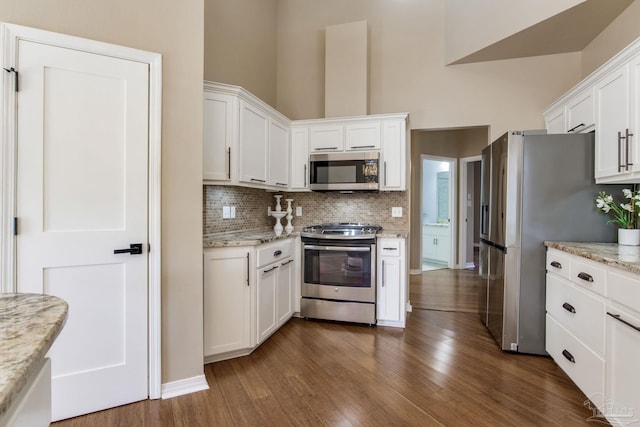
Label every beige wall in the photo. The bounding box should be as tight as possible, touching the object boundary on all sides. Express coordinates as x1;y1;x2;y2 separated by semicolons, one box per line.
445;0;583;64
409;128;487;269
581;0;640;76
0;0;205;385
204;0;278;107
275;0;582;142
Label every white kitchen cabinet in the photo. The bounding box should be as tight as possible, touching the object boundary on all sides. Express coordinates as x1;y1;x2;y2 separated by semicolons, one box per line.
256;239;295;344
290;126;310;191
268;118;289;188
0;358;52;427
422;225;449;264
544;104;566;134
203;91;236;182
377;237;406;328
203;246;254;360
203;81;291;190
566;87;594;134
595;64;632;181
345;122;381;150
605;303;640;427
239;99;269;185
545;248;607;411
380;119;407;190
309;124;344;152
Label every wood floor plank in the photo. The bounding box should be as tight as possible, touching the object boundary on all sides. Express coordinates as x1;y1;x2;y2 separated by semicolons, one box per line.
52;309;595;426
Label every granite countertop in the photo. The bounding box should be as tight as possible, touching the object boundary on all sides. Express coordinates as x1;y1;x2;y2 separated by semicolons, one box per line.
0;293;68;417
204;228;409;248
204;229;300;248
545;241;640;275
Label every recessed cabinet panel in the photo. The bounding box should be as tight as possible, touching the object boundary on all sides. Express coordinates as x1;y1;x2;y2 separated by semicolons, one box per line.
345;122;381;150
239;100;269;185
545;106;566;134
290;127;310;190
566;88;594;133
309;125;344;152
377;237;406;327
268;119;289;188
381;120;406;190
203;92;235;181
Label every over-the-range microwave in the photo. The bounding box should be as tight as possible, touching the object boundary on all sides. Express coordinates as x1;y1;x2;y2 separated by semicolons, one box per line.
309;152;379;191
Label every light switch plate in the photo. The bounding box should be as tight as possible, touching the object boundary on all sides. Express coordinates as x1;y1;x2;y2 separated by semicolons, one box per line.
296;206;302;217
230;206;236;218
222;206;231;219
391;207;403;217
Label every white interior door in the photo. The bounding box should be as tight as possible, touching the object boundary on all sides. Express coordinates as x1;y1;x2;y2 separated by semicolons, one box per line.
15;39;149;421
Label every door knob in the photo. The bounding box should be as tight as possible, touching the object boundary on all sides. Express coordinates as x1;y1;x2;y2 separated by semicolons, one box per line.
114;243;143;255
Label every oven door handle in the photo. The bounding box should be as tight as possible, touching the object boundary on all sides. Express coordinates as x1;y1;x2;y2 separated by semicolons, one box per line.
304;245;370;252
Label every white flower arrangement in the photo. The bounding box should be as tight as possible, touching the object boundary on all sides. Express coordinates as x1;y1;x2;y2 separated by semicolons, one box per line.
595;189;640;229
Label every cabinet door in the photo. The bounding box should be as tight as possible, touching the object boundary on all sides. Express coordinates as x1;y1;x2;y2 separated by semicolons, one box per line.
435;233;450;264
276;259;294;326
544;105;566;134
257;264;278;344
345;122;381;150
309;125;344;152
378;256;401;322
606;305;640;424
203;92;236;181
380;120;406;190
422;232;437;260
566;88;594;133
290;127;310;190
239;99;269;185
595;65;631;180
203;248;252;357
630;54;640;173
268;119;289;188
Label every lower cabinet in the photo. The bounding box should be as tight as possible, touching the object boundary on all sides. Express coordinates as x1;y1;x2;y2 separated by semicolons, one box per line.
204;238;296;363
422;225;449;264
546;247;640;424
257;240;295;344
377;237;407;328
203;246;254;359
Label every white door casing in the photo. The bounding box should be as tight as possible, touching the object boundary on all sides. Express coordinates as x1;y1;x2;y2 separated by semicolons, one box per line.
0;23;162;415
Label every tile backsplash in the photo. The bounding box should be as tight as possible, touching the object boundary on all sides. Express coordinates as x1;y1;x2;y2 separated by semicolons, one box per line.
203;186;409;235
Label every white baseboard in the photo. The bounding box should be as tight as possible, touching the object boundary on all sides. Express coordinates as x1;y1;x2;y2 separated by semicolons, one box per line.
161;374;209;399
410;268;422;275
465;262;475;269
405;301;413;312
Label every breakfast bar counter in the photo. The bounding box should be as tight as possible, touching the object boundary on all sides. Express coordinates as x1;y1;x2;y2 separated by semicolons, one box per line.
0;293;68;424
544;241;640;274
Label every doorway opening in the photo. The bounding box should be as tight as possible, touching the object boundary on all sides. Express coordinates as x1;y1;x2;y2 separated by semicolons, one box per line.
420;156;456;271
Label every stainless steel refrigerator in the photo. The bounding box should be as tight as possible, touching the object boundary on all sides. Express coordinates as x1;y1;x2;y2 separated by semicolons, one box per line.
478;130;622;355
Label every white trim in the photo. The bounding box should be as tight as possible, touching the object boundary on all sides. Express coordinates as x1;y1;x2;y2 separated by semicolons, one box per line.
161;375;209;400
0;22;162;400
409;268;422;275
458;155;481;272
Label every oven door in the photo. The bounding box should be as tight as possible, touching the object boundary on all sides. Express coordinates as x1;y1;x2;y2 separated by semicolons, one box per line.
302;240;375;303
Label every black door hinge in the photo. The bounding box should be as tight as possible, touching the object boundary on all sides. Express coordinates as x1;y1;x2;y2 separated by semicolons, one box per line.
3;67;18;92
13;217;18;236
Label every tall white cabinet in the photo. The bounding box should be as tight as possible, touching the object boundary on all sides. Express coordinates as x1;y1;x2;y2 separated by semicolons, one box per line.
377;237;407;328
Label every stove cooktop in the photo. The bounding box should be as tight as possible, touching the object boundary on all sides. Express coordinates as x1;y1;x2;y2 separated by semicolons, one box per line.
301;223;382;239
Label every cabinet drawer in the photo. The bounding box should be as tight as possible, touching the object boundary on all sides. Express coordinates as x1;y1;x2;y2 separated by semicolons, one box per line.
571;258;606;295
546;273;606;355
546;314;604;400
257;239;293;268
379;239;401;257
546;249;571;280
607;270;640;314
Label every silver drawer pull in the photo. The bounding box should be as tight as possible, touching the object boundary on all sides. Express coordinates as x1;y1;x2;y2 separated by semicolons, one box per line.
383;247;398;251
562;349;575;364
607;312;640;332
577;272;593;282
550;261;562;269
273;250;282;257
562;302;576;314
263;265;279;273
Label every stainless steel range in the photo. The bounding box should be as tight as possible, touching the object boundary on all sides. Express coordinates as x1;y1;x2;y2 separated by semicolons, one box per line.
301;223;382;325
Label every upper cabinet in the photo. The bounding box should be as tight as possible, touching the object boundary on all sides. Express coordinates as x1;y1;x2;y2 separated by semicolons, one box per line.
204;81;409;192
544;37;640;184
203;82;291;190
292;114;409;191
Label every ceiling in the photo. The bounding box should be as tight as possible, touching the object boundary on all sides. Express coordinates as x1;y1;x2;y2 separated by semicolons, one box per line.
450;0;634;65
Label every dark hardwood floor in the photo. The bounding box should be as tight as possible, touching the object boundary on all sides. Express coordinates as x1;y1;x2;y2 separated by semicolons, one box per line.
53;309;595;426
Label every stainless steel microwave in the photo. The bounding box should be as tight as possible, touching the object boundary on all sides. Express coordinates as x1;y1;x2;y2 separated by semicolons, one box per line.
309;152;379;191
